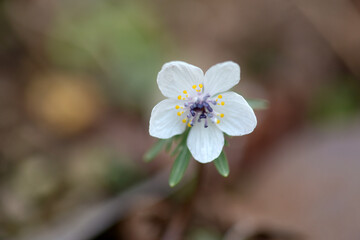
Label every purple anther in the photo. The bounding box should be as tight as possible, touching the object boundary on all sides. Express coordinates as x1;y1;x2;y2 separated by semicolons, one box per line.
191;117;197;126
191;112;198;126
203;102;213;112
203;94;210;101
178;90;221;128
196;103;204;109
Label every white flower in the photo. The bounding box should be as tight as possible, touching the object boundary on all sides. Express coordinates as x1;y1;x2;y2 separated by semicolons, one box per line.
149;61;257;163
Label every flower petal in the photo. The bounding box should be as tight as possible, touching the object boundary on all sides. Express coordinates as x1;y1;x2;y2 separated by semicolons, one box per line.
157;61;204;99
149;98;186;139
213;91;257;136
187;124;224;163
204;61;240;96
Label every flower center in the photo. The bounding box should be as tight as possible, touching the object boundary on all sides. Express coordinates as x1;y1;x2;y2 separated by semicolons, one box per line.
175;84;225;128
186;93;215;128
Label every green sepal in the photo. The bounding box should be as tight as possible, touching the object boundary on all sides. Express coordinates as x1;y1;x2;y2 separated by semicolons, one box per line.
224;137;229;147
247;99;269;110
214;151;229;177
169;145;191;187
143;139;167;162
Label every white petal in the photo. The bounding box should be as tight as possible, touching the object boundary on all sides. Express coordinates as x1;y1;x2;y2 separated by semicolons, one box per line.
213;91;257;136
204;61;240;96
187;124;224;163
157;61;204;99
149;99;186;139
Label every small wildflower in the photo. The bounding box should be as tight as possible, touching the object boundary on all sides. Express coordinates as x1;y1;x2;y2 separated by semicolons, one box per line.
149;61;257;163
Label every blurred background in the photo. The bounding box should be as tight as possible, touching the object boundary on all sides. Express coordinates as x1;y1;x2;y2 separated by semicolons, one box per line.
1;0;360;239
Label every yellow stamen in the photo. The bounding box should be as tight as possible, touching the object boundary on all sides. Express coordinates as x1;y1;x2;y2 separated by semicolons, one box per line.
199;84;203;88
192;85;197;89
221;101;225;106
218;94;222;99
175;105;180;109
182;98;185;100
216;119;220;124
177;112;182;116
183;90;187;94
196;89;201;92
187;123;192;127
182;119;187;123
220;113;224;118
178;95;182;100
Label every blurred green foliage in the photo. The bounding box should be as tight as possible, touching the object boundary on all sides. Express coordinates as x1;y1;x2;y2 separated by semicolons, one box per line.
70;146;144;194
103;153;144;193
244;42;280;78
186;227;222;240
309;76;360;123
47;0;172;113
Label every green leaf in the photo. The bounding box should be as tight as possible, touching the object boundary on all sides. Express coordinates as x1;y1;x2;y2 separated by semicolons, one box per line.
171;128;190;156
247;99;269;110
143;139;166;162
171;141;183;157
165;138;173;153
169;146;191;187
214;151;229;177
